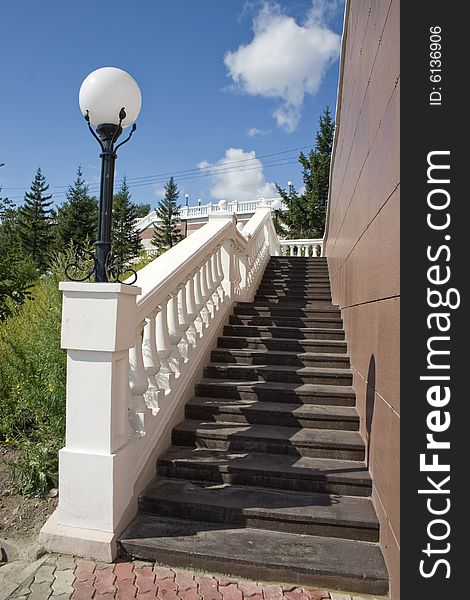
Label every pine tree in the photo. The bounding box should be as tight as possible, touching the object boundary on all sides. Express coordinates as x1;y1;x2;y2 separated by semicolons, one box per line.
151;177;183;252
1;189;37;317
276;107;335;239
135;203;151;218
55;166;98;249
111;176;142;266
17;167;54;271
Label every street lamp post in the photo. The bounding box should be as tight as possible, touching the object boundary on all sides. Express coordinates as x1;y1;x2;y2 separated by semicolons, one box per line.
185;193;189;207
66;67;142;283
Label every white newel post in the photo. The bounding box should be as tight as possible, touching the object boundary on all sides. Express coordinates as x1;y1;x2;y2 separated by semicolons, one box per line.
53;282;140;548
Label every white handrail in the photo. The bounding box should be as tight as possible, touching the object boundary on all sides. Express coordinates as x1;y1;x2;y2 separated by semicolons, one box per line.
134;197;286;232
43;205;280;560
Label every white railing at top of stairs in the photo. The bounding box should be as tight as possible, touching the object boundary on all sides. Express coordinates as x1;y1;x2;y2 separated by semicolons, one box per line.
41;203;280;560
134;197;286;232
279;238;324;257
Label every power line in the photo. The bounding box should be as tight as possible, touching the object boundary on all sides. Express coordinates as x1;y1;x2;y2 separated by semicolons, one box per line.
3;143;309;201
7;159;297;203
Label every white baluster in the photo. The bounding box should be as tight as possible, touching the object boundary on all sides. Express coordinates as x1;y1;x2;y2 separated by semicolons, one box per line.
199;262;211;324
204;256;216;317
177;282;191;362
209;252;220;310
215;245;226;300
129;322;149;436
193;265;206;334
233;247;242;296
156;298;175;391
185;272;200;347
167;291;183;375
142;310;161;415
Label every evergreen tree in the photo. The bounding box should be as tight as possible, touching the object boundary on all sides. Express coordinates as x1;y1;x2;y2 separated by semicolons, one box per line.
55;166;98;249
276;107;335;239
112;176;142;266
17;167;54;271
151;177;183;252
135;203;151;218
0;191;37;319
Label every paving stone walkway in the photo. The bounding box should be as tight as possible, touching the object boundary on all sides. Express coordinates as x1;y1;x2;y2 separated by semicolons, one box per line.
0;554;381;600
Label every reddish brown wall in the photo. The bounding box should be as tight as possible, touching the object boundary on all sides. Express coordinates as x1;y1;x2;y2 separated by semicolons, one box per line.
325;1;400;597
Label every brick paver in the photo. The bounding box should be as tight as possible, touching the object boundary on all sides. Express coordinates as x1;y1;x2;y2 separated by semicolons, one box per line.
2;554;379;600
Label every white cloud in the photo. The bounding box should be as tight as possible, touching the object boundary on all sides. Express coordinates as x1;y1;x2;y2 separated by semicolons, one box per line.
247;127;270;138
199;147;277;202
152;184;166;199
224;1;341;132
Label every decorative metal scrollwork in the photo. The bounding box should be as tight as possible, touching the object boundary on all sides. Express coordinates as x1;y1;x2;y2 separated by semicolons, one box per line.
64;246;97;282
65;246;137;285
105;251;138;285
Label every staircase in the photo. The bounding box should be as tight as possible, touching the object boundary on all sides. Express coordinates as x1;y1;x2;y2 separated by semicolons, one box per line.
120;256;389;596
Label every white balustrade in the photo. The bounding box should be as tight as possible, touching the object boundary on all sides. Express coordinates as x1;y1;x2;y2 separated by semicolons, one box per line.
279;238;324;257
42;204;281;561
134;197;287;234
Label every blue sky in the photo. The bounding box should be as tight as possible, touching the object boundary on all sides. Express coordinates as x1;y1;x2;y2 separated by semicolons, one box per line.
0;0;344;209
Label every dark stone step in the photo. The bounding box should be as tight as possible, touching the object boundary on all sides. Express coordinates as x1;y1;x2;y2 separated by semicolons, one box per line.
223;324;346;340
263;267;330;273
195;379;356;406
263;268;329;274
138;478;379;541
256;289;332;296
246;300;334;308
157;447;372;496
261;274;330;281
229;315;343;329
203;363;353;386
217;335;347;353
262;273;331;279
254;289;331;303
119;514;388;595
185;398;359;430
234;303;340;317
210;348;350;369
172;420;364;460
261;281;331;288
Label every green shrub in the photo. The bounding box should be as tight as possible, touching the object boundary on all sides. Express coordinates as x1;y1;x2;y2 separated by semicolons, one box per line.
0;246;155;496
0;250;76;495
5;436;60;497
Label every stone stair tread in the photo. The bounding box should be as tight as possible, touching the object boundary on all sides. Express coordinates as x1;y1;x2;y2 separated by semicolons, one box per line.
219;335;346;347
213;348;350;360
206;362;353;376
173;419;364;449
187;397;358;419
232;315;342;322
119;514;388;595
159;446;372;484
140;478;379;529
198;378;355;396
225;324;345;335
236;302;338;310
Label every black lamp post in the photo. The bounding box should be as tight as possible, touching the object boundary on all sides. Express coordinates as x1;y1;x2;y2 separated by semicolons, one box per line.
66;67;142;283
